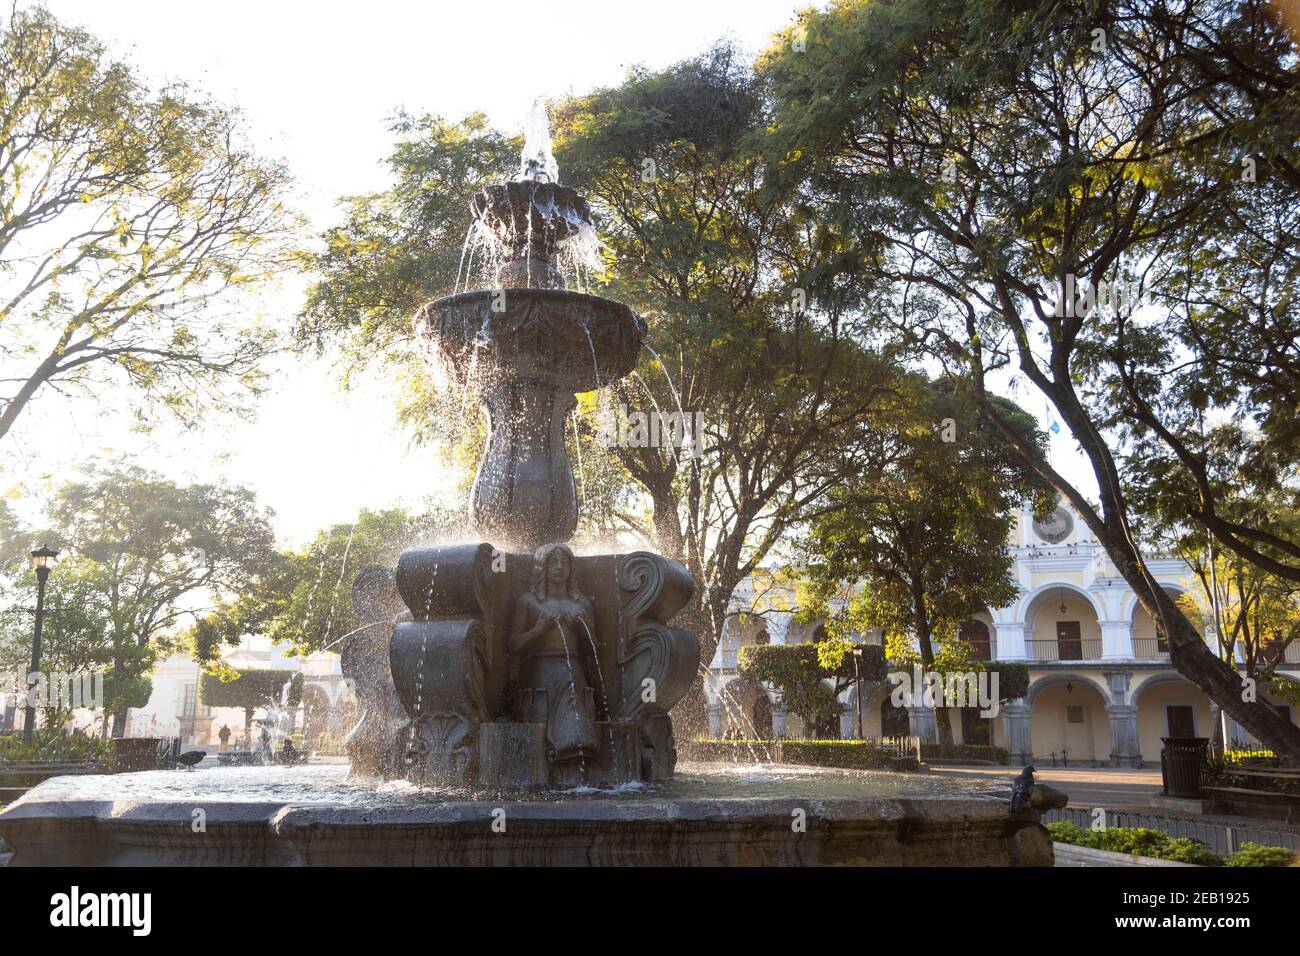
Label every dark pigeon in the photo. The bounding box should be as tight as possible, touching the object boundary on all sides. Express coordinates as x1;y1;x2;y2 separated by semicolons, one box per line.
1009;765;1035;813
176;750;206;770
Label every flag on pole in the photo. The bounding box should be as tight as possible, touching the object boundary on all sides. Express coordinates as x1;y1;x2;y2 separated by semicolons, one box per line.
1045;402;1061;435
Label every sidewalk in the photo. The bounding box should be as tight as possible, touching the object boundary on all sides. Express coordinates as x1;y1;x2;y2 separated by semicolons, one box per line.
929;765;1164;809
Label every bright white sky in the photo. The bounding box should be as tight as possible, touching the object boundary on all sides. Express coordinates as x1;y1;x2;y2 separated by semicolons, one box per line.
7;0;1095;546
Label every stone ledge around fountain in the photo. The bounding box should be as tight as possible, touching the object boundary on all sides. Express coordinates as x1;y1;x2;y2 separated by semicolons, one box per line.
0;793;1056;866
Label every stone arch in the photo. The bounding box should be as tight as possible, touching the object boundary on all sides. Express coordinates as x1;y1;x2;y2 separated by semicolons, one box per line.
1021;583;1106;661
1121;582;1194;623
959;619;993;661
1130;671;1197;706
1017;581;1106;627
1027;673;1111;764
1131;672;1214;758
1126;585;1201;657
715;612;771;668
1026;673;1111;707
712;676;773;739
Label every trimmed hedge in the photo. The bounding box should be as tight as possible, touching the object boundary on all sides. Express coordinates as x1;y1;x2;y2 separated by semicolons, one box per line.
921;742;1010;765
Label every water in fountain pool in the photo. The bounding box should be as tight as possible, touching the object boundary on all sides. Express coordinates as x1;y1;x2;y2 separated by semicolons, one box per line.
17;760;1002;807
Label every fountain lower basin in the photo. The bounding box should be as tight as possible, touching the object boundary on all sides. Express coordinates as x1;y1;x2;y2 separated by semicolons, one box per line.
0;763;1056;866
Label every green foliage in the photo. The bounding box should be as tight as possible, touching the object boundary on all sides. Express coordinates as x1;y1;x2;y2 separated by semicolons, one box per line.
759;0;1300;759
1046;822;1221;866
0;728;111;765
737;642;883;734
0;459;277;731
919;743;1009;765
798;376;1049;744
1044;822;1292;866
1224;843;1297;867
987;663;1029;703
199;669;301;713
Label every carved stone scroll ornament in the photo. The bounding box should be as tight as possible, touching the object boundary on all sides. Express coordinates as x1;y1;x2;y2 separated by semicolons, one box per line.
387;544;495;787
614;552;700;780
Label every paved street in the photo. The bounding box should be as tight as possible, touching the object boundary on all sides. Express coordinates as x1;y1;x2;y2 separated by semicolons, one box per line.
929;765;1166;809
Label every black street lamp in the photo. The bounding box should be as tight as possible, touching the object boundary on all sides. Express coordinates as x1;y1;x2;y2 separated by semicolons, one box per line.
851;646;864;740
23;544;59;742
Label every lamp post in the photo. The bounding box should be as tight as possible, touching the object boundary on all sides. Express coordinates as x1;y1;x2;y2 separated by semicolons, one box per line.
852;646;864;740
23;545;59;742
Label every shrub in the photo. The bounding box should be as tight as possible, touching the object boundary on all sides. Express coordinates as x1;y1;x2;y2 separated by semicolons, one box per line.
0;728;111;765
1047;821;1221;865
1225;843;1296;867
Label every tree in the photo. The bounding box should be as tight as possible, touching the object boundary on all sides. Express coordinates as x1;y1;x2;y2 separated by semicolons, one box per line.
737;641;884;738
760;0;1300;760
297;112;517;437
0;7;299;443
798;380;1052;744
199;668;301;747
551;45;910;717
193;504;463;663
38;460;279;736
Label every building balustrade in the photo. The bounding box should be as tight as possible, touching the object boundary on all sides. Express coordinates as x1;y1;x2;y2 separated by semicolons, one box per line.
1130;637;1170;660
1026;637;1103;661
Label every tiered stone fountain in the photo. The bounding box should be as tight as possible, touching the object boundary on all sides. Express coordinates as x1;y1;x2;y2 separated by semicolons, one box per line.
342;128;700;790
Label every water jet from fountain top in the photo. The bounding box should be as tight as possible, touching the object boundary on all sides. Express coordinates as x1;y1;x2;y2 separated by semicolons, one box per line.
519;98;559;183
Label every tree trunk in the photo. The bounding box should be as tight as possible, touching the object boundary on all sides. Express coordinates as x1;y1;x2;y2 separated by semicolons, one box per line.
912;587;954;746
110;703;128;739
1135;567;1300;760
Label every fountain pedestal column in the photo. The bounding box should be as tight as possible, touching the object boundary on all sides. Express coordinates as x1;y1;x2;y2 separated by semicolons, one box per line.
471;380;577;548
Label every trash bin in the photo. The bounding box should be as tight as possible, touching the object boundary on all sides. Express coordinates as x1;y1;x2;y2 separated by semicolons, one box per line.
1160;736;1209;798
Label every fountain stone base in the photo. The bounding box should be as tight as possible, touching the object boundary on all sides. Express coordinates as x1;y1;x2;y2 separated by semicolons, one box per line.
0;793;1057;866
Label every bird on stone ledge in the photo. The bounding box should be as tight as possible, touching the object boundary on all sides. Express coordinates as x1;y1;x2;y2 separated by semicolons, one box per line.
176;750;206;771
1009;765;1035;813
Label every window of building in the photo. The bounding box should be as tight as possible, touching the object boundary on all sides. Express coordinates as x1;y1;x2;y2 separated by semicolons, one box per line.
1066;705;1084;724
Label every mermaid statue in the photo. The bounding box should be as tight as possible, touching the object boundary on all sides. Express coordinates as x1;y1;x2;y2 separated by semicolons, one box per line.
509;543;599;778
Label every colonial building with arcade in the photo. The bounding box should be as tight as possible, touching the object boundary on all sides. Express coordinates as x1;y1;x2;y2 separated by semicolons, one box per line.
704;502;1300;766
